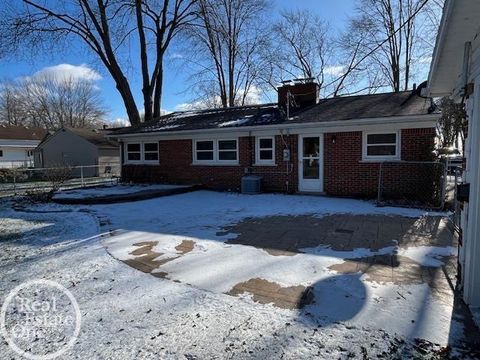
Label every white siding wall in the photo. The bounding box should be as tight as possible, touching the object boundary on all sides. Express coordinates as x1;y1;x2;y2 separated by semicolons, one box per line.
35;130;99;177
0;147;35;168
459;29;480;306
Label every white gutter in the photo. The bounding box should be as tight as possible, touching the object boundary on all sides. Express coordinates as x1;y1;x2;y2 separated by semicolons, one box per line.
108;114;439;140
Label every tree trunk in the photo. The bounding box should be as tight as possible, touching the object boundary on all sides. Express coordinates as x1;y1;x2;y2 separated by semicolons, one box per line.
153;60;164;119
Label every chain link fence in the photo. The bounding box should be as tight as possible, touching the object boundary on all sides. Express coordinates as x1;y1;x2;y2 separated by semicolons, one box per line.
451;167;464;231
0;163;121;197
377;161;447;210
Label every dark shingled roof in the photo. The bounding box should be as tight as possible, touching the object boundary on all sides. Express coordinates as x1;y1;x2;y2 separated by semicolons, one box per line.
112;91;436;136
66;128;118;148
0;125;48;140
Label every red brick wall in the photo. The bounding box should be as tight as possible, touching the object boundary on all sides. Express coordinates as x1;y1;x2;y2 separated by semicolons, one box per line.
122;127;436;198
401;128;436;161
324;131;380;197
122;134;298;193
323;128;437;198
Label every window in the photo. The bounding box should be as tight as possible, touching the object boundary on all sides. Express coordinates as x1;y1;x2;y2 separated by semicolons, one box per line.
0;150;3;157
125;142;159;163
218;140;237;161
127;143;141;161
144;143;159;161
195;141;214;161
363;131;400;160
256;137;275;164
194;139;238;164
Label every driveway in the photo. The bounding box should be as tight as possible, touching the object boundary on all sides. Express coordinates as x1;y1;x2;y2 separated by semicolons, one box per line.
98;191;479;353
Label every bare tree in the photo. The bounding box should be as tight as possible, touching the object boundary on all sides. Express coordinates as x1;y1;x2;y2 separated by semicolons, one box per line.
1;0;196;125
0;81;25;126
0;74;106;129
437;97;467;150
182;0;269;108
342;0;436;93
266;10;331;93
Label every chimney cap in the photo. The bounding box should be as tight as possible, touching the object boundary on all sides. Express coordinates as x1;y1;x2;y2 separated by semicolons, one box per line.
293;77;315;84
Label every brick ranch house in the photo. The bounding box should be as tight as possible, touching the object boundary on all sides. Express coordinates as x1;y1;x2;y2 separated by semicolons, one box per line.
110;81;440;200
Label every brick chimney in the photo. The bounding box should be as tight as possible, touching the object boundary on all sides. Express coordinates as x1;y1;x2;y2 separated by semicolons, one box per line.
278;78;319;112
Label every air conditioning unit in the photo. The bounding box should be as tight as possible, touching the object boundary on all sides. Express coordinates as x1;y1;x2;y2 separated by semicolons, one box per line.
241;175;263;194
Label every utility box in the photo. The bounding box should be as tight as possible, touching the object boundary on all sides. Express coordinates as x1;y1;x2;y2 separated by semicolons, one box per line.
241;175;263;194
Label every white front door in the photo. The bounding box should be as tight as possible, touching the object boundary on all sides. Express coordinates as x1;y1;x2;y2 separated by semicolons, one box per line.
299;135;323;192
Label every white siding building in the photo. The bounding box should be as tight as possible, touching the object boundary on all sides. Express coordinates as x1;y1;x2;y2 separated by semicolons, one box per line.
0;126;47;168
428;0;480;307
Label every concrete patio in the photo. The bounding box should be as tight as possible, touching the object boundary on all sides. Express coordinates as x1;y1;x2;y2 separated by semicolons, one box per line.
99;191;480;355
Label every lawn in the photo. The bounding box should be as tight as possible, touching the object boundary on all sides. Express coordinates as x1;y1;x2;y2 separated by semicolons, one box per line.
0;190;478;359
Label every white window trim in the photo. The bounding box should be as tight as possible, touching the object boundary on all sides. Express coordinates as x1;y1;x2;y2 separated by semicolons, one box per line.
193;138;239;165
255;136;276;165
193;140;215;163
362;131;401;161
124;141;159;164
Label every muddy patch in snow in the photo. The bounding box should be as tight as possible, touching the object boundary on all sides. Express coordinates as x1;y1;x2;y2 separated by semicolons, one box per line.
123;240;195;275
227;278;314;309
223;214;453;256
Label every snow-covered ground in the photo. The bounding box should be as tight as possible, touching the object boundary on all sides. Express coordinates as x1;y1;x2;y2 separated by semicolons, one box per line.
0;191;476;359
53;183;188;200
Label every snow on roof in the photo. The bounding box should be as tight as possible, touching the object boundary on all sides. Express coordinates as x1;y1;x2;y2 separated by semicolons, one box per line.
112;91;436;136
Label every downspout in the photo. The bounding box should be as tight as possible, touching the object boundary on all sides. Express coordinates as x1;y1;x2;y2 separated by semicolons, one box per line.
248;131;253;172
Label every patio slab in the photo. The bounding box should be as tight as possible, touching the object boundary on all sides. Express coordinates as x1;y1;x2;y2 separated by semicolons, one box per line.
100;191;479;352
223;214;453;255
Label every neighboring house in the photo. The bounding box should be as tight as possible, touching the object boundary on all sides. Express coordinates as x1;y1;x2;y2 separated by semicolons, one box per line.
34;127;120;177
110;80;439;200
427;0;480;307
0;125;47;168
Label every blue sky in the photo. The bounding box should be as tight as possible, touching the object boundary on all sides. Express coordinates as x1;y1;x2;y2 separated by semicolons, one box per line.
0;1;355;123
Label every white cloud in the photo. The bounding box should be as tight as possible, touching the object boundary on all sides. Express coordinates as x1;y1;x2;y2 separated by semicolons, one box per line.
418;56;432;64
31;64;102;82
240;85;262;105
324;65;346;77
108;118;131;127
175;86;262;111
175;100;212;112
170;53;184;60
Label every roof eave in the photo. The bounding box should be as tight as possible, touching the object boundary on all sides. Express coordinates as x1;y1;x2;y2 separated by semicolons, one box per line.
427;0;456;97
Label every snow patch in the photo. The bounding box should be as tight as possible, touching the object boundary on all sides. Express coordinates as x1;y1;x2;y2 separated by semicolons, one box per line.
218;115;254;127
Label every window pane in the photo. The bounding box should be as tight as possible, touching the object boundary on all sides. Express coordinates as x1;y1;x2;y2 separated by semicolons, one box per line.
303;137;319;157
128;153;141;161
303;159;319;179
259;138;273;149
367;133;396;144
197;151;214;160
219;151;237;161
218;140;237;150
127;143;141;152
367;145;397;156
197;141;214;151
144;143;158;152
259;150;273;160
144;152;158;161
